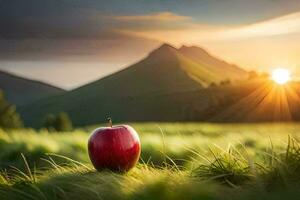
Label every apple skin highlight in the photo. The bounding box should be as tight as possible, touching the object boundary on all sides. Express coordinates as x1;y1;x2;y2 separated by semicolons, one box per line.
88;125;141;172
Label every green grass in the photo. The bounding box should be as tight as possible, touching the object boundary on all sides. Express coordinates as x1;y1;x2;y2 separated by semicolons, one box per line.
1;123;300;199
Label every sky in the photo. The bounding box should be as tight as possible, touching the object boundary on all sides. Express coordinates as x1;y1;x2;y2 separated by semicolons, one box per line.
1;0;300;89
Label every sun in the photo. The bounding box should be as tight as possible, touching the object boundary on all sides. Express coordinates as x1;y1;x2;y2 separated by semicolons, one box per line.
271;68;291;85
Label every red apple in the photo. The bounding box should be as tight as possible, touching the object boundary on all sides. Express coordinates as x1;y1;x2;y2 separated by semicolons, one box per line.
88;123;141;172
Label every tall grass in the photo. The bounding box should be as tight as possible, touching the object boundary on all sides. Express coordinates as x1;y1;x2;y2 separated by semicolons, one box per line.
1;123;300;199
1;137;300;200
1;123;300;169
191;146;254;186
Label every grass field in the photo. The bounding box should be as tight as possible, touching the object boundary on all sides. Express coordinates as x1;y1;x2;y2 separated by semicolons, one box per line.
1;123;300;199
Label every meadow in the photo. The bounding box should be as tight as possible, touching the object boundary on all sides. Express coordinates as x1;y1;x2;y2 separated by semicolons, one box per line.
1;122;300;200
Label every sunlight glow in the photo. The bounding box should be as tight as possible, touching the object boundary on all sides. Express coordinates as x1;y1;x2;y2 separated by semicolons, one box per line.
271;68;291;85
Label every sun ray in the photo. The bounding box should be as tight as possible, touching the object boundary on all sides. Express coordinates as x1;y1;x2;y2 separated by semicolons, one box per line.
212;75;300;122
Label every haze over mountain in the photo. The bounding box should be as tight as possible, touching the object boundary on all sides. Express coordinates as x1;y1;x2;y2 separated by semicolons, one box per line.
21;44;248;127
0;70;65;106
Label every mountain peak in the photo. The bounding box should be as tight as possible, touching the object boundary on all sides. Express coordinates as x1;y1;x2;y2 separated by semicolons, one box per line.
179;45;210;56
148;43;178;57
160;43;176;49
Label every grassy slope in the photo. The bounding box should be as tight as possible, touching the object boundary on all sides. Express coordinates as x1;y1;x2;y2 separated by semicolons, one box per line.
1;123;300;199
20;44;247;127
179;45;247;82
0;70;65;106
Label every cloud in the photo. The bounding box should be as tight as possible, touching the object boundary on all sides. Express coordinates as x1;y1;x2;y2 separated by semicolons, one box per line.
0;33;160;62
112;12;191;22
219;11;300;39
117;11;300;45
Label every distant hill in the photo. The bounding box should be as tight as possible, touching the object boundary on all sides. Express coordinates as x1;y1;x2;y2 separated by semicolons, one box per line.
20;43;248;127
0;70;65;106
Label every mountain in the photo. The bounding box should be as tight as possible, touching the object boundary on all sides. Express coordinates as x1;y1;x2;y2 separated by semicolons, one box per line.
0;70;65;106
20;43;248;127
179;45;246;82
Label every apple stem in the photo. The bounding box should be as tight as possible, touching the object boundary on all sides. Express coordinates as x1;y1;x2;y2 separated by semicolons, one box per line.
107;117;113;127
